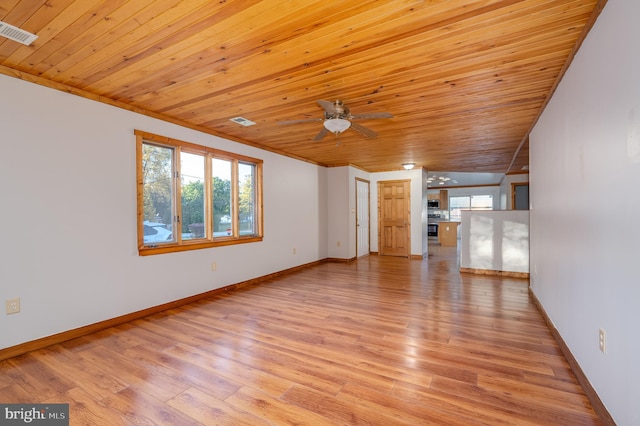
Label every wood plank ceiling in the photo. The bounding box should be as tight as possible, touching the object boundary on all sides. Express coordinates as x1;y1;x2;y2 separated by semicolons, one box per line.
0;0;605;174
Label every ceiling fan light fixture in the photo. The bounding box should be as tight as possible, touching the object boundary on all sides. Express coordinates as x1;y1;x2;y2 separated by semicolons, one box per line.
323;118;351;134
402;163;415;170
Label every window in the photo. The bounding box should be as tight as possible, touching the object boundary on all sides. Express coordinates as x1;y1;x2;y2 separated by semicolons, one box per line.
449;195;493;221
136;130;263;255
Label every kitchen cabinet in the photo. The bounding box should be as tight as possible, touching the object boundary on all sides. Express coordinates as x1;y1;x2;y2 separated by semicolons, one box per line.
427;190;448;209
439;189;448;210
438;221;459;247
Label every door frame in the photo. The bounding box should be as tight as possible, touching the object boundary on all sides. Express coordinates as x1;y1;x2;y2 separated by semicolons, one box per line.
355;178;370;258
511;182;530;210
377;179;411;257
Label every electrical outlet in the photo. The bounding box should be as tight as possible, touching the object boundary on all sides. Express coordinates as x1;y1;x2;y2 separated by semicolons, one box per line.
292;248;296;255
337;241;341;247
599;328;606;354
211;262;217;271
6;298;20;315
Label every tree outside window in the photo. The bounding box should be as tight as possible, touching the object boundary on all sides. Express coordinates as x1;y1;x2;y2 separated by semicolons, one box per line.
136;130;262;255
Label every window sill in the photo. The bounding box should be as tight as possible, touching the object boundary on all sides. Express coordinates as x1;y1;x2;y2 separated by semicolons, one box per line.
138;236;263;256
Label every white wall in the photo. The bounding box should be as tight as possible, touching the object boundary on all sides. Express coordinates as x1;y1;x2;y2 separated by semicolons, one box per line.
370;168;426;257
460;210;529;274
0;74;328;350
326;167;427;259
326;166;350;258
530;1;640;424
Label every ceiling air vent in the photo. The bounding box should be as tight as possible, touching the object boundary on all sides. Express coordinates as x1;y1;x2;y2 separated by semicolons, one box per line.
230;117;256;127
0;20;38;45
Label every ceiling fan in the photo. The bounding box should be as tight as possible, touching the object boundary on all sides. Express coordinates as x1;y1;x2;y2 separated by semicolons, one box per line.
279;100;393;141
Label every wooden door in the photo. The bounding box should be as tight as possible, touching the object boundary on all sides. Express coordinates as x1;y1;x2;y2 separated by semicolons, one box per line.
378;180;410;257
356;178;370;258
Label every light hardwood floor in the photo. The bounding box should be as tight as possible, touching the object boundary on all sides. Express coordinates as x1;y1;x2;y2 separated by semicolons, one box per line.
0;246;600;425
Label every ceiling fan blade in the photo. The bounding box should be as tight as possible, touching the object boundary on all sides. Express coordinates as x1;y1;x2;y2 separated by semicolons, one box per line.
278;117;323;125
350;122;378;138
317;100;337;115
313;127;329;141
350;112;393;120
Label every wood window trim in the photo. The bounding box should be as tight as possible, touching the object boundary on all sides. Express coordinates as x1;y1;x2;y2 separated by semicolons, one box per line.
135;130;263;256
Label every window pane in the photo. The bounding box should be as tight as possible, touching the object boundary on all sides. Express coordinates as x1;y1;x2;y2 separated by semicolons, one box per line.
449;196;471;209
449;196;469;222
449;195;494;222
142;143;175;244
471;195;493;209
212;158;233;237
180;152;205;240
238;162;256;236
